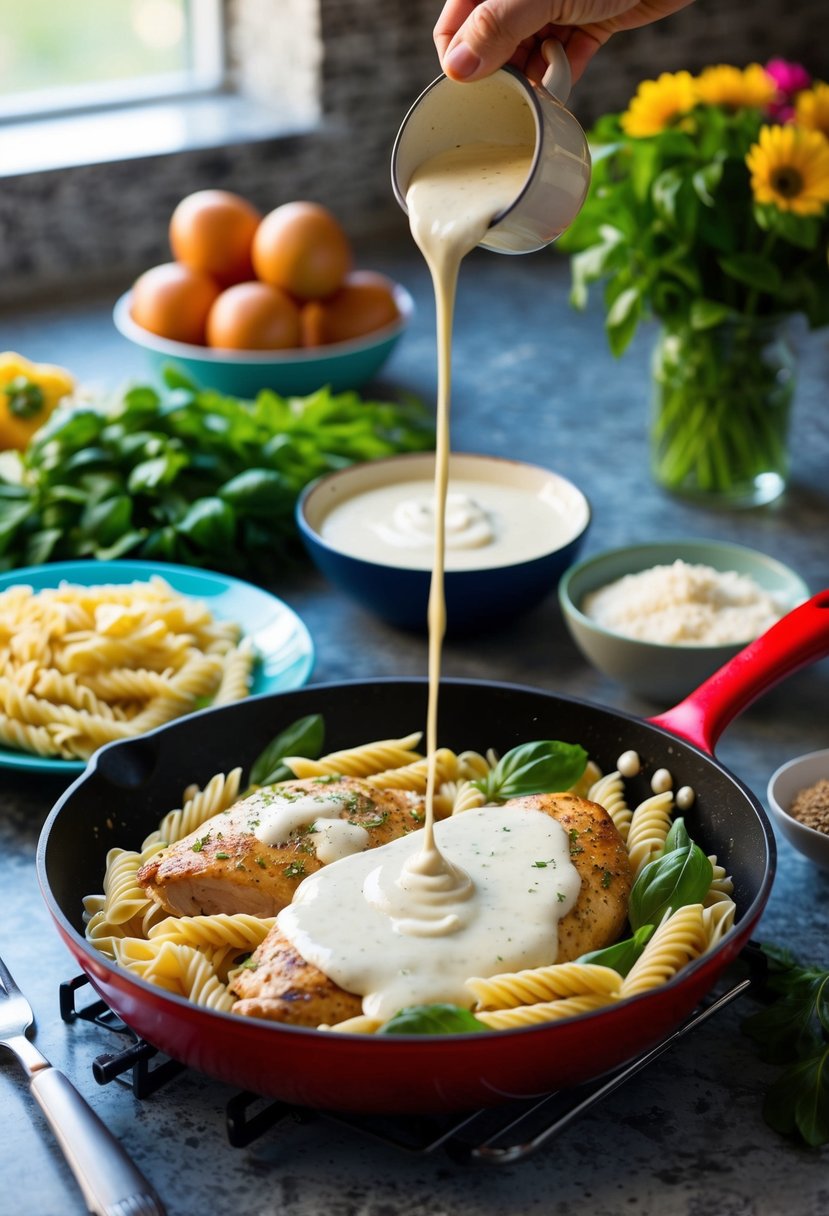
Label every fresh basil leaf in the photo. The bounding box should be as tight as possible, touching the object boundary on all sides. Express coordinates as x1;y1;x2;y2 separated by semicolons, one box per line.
762;1047;829;1147
80;495;133;547
128;452;188;492
250;714;325;787
24;527;63;566
662;817;691;855
476;740;588;802
176;496;236;551
219;468;296;516
0;500;32;552
742;978;829;1065
378;1004;487;1036
628;844;713;931
577;924;656;977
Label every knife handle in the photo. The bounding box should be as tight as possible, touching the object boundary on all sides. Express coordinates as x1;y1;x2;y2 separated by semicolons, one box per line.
29;1066;165;1216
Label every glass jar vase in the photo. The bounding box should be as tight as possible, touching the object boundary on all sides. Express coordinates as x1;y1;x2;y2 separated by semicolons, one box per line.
650;316;796;508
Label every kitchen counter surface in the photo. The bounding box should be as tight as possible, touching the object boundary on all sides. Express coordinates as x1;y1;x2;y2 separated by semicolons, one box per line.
1;244;828;1215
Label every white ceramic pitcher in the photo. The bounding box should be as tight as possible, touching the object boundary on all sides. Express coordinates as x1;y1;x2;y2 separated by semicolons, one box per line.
391;39;591;255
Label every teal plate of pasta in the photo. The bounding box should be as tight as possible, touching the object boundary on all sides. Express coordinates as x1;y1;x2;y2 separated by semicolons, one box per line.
0;559;315;775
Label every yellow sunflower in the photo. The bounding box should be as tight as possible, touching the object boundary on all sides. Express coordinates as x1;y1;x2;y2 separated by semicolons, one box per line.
620;71;696;137
795;80;829;140
746;124;829;215
695;63;777;110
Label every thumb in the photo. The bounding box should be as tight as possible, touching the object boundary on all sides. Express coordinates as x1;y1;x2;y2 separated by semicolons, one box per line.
438;0;561;81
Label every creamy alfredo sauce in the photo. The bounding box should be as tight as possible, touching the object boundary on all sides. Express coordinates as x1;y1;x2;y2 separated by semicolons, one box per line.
276;140;582;1016
321;478;577;570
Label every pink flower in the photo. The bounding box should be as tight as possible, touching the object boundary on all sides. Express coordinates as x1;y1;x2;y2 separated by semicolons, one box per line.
765;59;811;97
764;59;812;122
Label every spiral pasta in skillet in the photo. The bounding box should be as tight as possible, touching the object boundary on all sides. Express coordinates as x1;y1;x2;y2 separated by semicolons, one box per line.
84;735;737;1029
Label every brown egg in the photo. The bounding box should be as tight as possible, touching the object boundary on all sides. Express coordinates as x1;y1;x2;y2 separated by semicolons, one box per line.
169;189;261;287
251;202;352;300
205;282;302;350
301;271;401;346
130;262;221;345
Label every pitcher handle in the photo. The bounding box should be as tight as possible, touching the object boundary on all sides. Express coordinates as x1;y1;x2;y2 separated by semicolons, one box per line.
541;38;572;103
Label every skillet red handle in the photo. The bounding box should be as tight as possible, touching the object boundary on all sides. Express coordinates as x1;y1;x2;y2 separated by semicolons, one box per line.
650;588;829;754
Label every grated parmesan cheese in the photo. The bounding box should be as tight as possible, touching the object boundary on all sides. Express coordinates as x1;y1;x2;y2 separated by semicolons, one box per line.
583;559;786;646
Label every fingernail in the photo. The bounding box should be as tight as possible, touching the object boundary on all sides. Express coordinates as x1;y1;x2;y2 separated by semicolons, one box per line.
444;42;481;80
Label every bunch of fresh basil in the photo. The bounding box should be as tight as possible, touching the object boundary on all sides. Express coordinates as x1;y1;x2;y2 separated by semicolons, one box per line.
0;370;434;576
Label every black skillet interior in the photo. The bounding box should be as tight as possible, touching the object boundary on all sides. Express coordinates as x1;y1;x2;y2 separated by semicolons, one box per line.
40;678;774;939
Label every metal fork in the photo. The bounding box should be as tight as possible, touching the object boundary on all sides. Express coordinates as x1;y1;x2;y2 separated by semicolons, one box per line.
0;952;166;1216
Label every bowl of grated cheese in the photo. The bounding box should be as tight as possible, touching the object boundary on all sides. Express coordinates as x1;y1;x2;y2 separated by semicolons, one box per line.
558;539;810;703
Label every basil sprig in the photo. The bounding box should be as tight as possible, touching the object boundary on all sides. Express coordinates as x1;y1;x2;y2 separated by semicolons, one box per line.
474;740;588;803
742;943;829;1147
378;1004;487;1035
249;714;324;787
578;924;656;977
628;842;713;930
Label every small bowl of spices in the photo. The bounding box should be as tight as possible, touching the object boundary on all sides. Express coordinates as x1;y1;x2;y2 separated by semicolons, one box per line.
767;749;829;870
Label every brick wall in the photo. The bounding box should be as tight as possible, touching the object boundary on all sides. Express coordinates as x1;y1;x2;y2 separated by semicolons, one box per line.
0;0;822;304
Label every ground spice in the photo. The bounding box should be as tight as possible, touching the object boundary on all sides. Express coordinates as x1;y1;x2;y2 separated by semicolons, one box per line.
789;778;829;834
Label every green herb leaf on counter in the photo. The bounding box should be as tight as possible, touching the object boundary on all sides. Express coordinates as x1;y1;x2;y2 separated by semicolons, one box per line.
742;943;829;1147
474;740;588;802
0;373;434;576
249;714;325;787
628;842;713;931
378;1004;487;1035
577;924;656;977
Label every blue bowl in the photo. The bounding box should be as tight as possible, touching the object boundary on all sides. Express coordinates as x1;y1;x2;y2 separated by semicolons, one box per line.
113;283;414;397
297;452;591;635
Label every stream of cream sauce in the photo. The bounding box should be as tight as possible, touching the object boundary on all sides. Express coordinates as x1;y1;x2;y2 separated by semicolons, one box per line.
276;140;581;1017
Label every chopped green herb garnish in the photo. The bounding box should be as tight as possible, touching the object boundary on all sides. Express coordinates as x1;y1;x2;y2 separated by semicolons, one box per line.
284;861;306;878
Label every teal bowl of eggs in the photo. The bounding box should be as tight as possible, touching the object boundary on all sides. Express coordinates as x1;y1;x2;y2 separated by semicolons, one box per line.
296;452;591;635
558;539;810;703
113;283;414;398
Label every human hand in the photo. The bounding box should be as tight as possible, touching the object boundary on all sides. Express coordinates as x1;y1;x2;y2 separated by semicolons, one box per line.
434;0;695;86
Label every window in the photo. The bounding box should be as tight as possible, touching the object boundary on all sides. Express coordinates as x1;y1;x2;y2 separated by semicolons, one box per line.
0;0;224;120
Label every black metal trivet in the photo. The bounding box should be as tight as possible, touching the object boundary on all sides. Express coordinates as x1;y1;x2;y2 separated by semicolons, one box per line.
59;962;758;1163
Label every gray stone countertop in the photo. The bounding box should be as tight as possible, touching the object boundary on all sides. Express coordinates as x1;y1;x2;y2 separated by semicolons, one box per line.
1;243;828;1215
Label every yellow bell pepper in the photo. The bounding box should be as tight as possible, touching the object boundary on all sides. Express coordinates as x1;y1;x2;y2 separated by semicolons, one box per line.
0;351;75;450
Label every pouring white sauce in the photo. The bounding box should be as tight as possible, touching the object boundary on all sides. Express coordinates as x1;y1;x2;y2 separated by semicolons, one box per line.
276;138;581;1017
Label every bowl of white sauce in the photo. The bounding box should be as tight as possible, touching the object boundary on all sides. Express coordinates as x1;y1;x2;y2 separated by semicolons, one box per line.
297;452;591;633
558;539;810;703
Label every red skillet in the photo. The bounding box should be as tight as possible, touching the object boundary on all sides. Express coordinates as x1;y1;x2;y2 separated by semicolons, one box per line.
37;591;829;1113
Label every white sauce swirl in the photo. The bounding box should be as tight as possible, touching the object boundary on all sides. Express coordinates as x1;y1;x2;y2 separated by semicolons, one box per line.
277;805;580;1020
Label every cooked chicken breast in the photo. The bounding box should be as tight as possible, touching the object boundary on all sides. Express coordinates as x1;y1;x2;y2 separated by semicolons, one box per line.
137;776;424;918
229;925;363;1026
229;792;633;1026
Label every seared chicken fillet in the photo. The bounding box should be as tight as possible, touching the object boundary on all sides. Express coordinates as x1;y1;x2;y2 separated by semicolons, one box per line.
229;925;363;1025
137;776;424;918
229;792;633;1026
